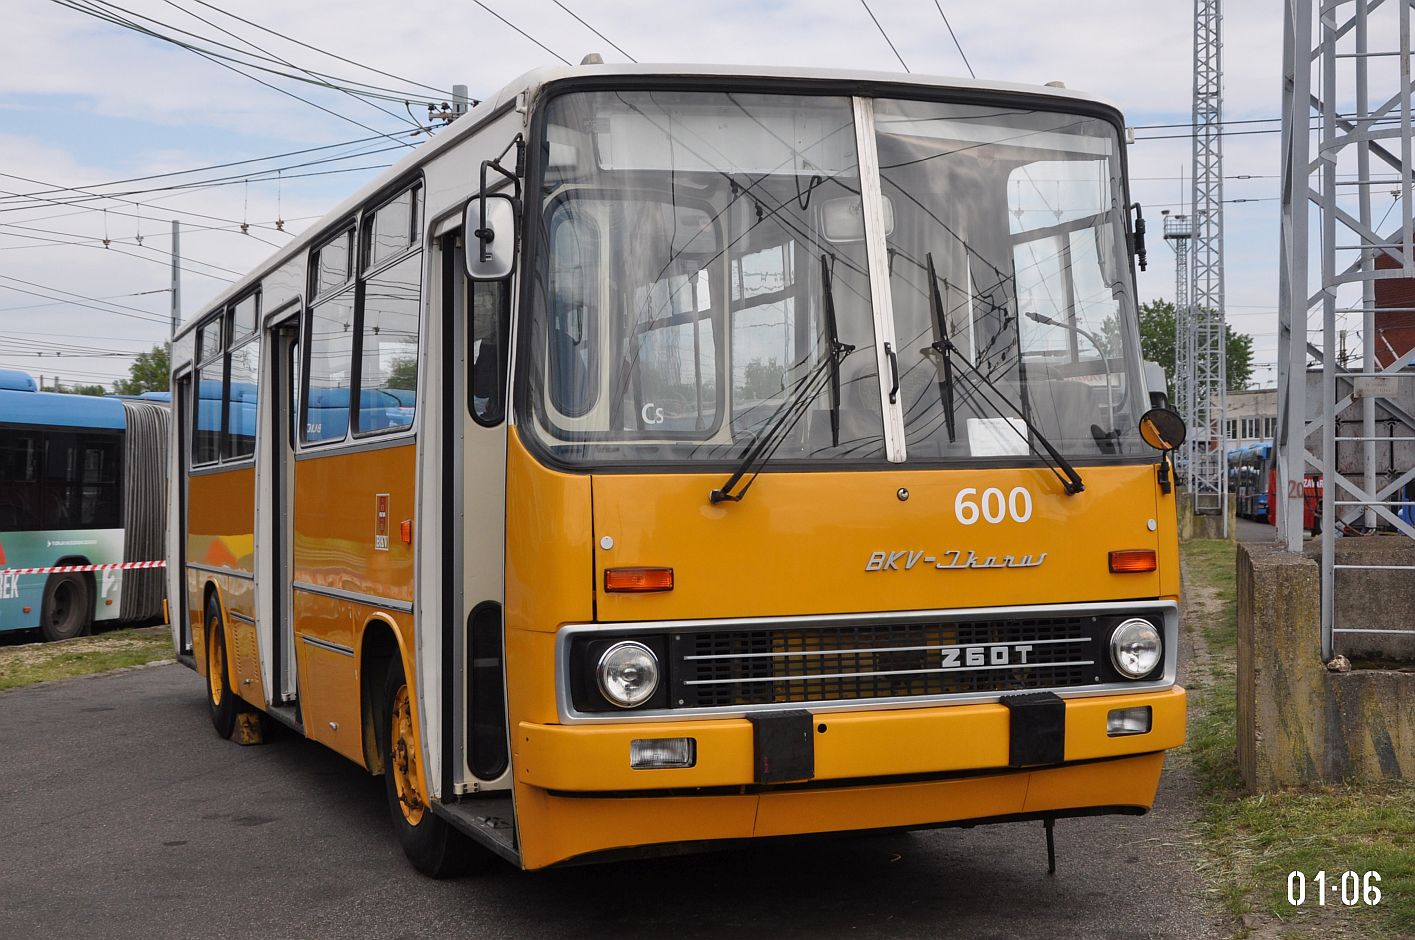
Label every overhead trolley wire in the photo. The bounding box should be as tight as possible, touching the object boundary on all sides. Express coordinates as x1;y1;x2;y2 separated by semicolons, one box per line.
0;132;407;204
931;0;974;78
181;0;454;98
550;1;637;62
0;275;175;324
52;0;423;147
52;0;444;105
859;0;910;73
469;1;571;65
0;230;235;282
156;0;424;133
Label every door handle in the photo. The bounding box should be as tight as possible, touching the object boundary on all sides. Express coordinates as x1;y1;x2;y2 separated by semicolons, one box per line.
884;342;900;404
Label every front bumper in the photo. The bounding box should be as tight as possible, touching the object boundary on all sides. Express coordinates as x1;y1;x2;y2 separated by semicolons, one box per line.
518;686;1185;791
511;686;1186;868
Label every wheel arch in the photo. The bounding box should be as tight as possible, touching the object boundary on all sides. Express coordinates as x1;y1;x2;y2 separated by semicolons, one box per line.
51;554;97;616
357;613;414;776
199;579;231;682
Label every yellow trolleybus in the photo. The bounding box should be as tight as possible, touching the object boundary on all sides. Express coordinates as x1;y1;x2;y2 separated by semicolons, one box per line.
169;62;1188;875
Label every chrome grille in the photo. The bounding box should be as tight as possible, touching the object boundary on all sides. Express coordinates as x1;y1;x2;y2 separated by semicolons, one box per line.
671;616;1099;708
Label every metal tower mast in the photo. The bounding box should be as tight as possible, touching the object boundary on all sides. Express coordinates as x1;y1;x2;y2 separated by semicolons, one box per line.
1163;212;1194;476
1190;0;1228;530
1279;0;1415;658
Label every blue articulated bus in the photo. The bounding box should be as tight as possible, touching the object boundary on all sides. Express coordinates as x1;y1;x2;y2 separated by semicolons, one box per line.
0;370;170;641
1227;442;1274;521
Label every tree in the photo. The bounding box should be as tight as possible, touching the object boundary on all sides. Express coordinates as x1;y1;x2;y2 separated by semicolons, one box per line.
736;357;784;400
1136;299;1254;397
113;344;170;395
71;384;107;396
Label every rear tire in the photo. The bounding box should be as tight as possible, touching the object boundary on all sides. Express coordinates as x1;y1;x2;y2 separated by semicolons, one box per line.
380;656;488;878
204;598;239;739
39;572;91;642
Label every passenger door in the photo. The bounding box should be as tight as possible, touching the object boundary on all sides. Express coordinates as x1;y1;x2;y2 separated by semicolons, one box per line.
266;311;301;707
442;228;511;792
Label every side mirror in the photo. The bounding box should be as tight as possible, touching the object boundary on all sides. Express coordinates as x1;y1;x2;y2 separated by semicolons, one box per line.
1138;407;1186;451
821;194;895;243
464;193;518;281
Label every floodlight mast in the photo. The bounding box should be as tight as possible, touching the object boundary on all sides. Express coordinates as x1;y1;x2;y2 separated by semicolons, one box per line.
1189;0;1229;535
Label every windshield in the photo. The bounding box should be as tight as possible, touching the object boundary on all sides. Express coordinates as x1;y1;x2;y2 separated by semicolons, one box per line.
519;89;1145;467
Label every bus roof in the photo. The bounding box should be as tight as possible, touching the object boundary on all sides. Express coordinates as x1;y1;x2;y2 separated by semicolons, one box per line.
171;62;1122;344
0;382;126;430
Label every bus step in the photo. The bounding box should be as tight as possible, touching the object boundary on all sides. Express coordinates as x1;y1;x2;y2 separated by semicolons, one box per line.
264;701;304;735
431;794;520;866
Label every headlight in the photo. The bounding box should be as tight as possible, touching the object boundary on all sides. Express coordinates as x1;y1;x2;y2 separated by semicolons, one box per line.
596;641;659;707
1110;618;1162;678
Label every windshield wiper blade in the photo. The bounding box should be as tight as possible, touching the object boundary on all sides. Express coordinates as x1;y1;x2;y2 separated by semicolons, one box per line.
710;257;855;504
922;252;957;443
938;336;1087;495
820;253;847;447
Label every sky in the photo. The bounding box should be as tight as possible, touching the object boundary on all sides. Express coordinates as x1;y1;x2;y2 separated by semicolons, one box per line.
0;0;1297;390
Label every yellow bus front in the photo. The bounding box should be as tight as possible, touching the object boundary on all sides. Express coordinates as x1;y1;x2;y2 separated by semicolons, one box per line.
499;80;1183;869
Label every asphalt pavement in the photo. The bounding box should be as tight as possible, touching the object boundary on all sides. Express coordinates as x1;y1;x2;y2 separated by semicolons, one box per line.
0;664;1225;939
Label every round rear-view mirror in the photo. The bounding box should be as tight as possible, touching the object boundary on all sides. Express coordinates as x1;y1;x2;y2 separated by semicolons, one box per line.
1138;407;1186;451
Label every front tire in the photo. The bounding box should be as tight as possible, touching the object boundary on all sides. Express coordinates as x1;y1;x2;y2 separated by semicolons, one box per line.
39;572;91;642
204;599;239;739
380;656;487;878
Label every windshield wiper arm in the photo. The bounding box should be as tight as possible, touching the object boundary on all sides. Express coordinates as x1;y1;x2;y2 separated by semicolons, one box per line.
938;336;1087;495
710;256;855;504
922;252;957;443
821;253;847;447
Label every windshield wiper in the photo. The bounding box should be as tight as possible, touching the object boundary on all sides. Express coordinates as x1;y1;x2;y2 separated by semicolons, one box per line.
948;348;1086;494
821;253;846;447
710;255;855;504
918;254;1083;494
922;252;957;443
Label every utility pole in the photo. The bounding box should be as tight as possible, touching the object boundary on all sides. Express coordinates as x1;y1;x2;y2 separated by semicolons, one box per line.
1162;210;1193;475
170;220;181;338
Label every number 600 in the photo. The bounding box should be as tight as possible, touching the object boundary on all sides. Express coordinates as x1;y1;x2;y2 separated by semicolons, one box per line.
954;487;1032;525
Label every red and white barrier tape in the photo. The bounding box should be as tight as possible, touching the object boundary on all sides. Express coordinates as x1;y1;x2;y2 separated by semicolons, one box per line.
0;560;167;576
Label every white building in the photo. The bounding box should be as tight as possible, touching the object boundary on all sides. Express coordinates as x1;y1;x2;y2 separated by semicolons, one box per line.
1225;387;1278;448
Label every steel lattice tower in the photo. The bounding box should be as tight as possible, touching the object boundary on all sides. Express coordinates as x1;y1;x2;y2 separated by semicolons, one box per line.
1279;0;1415;657
1190;0;1229;529
1163;212;1194;477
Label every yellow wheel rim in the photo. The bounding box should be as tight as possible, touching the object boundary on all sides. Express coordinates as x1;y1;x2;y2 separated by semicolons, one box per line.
390;684;426;826
207;617;224;707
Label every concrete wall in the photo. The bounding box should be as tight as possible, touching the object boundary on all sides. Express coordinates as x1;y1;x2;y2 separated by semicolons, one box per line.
1237;542;1414;791
1178;489;1234;540
1322;535;1415;662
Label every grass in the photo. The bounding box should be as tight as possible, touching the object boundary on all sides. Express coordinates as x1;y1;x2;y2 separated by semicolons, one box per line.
0;625;173;691
1180;539;1415;938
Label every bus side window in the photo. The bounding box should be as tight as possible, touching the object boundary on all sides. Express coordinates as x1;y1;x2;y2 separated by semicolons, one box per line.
356;252;421;435
226;337;260;460
192;371;223;464
193;312;225;465
304;293;355;443
0;432;40;530
469;277;509;425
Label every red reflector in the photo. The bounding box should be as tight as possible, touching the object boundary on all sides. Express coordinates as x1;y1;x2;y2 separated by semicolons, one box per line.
1109;550;1158;573
604;567;674;593
400;519;412;544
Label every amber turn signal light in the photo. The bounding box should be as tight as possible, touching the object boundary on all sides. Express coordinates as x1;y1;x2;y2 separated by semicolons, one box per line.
1109;549;1157;573
604;567;674;593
